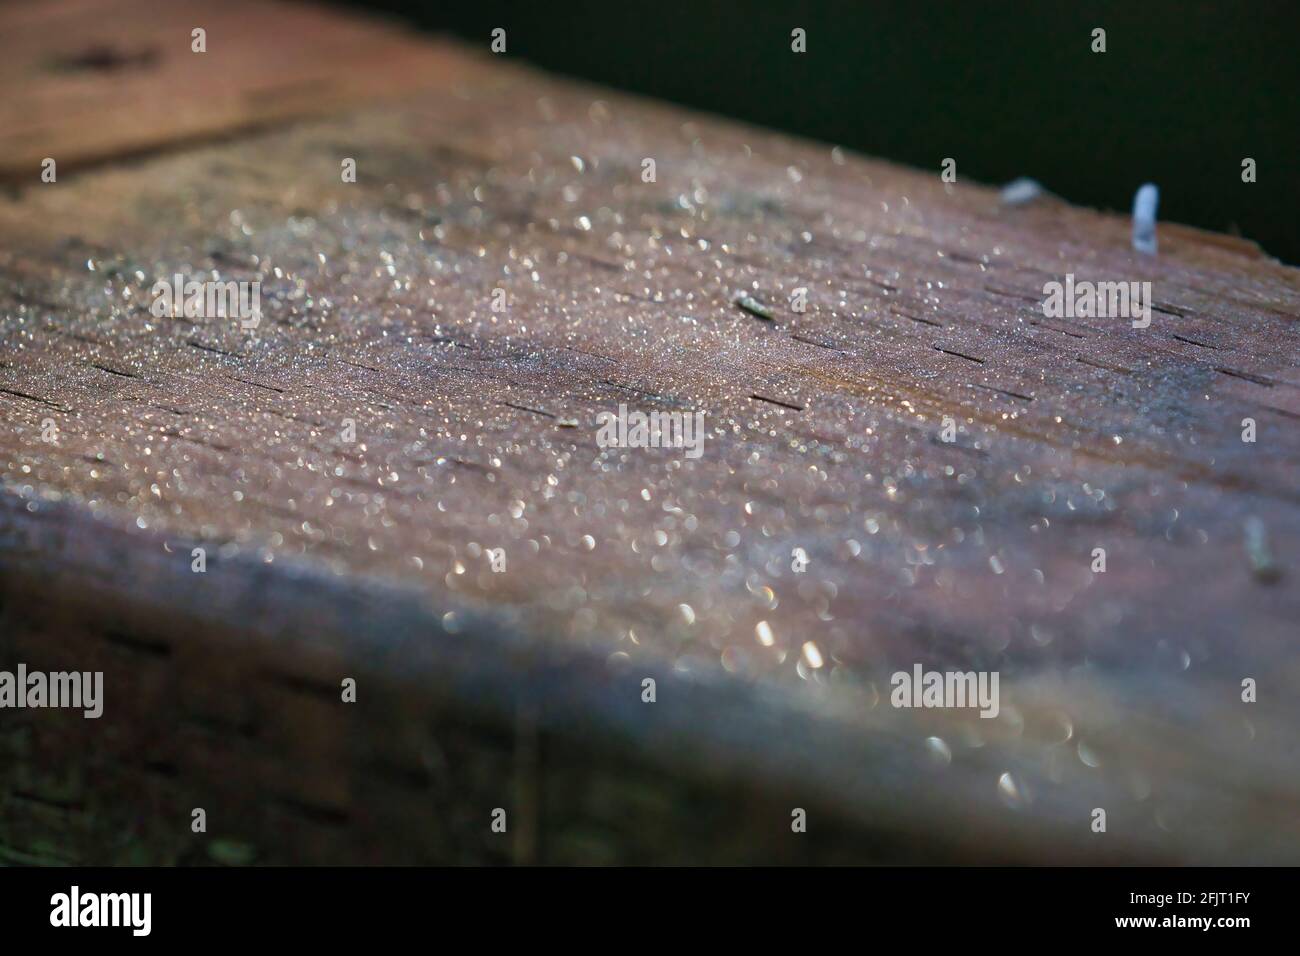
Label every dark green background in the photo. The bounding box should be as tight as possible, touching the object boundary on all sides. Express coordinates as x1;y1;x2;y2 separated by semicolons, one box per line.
360;1;1299;263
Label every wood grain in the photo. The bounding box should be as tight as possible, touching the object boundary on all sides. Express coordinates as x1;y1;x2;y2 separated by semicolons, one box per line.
0;0;460;179
2;0;1298;864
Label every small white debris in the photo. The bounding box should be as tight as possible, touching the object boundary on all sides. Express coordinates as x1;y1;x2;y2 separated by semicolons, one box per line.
1000;177;1044;205
1132;183;1159;254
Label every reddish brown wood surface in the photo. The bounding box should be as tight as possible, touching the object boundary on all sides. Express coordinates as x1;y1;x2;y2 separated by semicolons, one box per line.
1;0;1298;864
0;0;460;180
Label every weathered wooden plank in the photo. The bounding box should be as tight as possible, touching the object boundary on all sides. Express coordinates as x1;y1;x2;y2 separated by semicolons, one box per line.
2;0;1298;864
0;0;461;179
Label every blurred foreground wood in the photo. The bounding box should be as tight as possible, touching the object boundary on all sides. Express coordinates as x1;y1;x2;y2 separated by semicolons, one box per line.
2;0;1299;864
